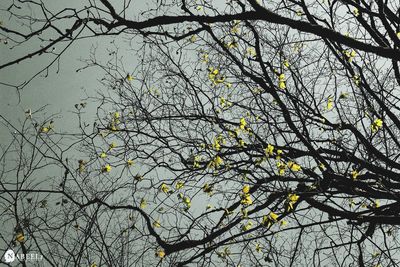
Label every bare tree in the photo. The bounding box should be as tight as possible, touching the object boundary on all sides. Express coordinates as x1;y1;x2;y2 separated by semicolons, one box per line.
2;0;400;266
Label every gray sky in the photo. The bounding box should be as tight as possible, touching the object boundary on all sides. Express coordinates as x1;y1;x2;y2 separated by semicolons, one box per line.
0;38;100;139
0;0;150;142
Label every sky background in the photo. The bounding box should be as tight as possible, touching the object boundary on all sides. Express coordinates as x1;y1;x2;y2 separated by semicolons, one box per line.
0;35;100;140
0;0;152;142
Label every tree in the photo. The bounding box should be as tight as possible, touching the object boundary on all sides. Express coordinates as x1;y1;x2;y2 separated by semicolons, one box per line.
1;0;400;266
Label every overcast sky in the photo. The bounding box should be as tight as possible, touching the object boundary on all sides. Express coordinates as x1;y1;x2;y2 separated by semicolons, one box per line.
0;0;154;143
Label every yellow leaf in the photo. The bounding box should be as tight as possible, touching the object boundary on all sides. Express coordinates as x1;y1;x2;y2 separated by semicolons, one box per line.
241;208;248;218
238;139;246;147
277;161;286;176
203;183;213;194
156;249;165;258
242;185;250;194
286;194;299;211
231;26;239;34
287;201;294;211
287;161;301;172
318;163;326;170
109;142;116;149
241;221;253;231
183;196;191;208
102;164;112;173
78;160;87;174
351;170;359;180
193;155;201;168
226;41;238;49
326;96;334;110
209;67;218;76
213;139;221;151
353;75;361;86
239;118;247;130
371;118;383;132
348;198;355;207
241;194;253;206
140;198;147;209
343;49;356;62
224;208;233;216
160;183;169;193
283;59;290;68
201;53;209;63
265;144;274;156
269;211;279;221
276;149;283;160
175;181;184;189
40;127;49;133
153;220;161;228
214;155;223;167
220;97;226;107
246;47;256;57
288;193;299;203
262;212;279;227
278;81;286;90
375;119;383;127
16;233;24;243
262;215;270;226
